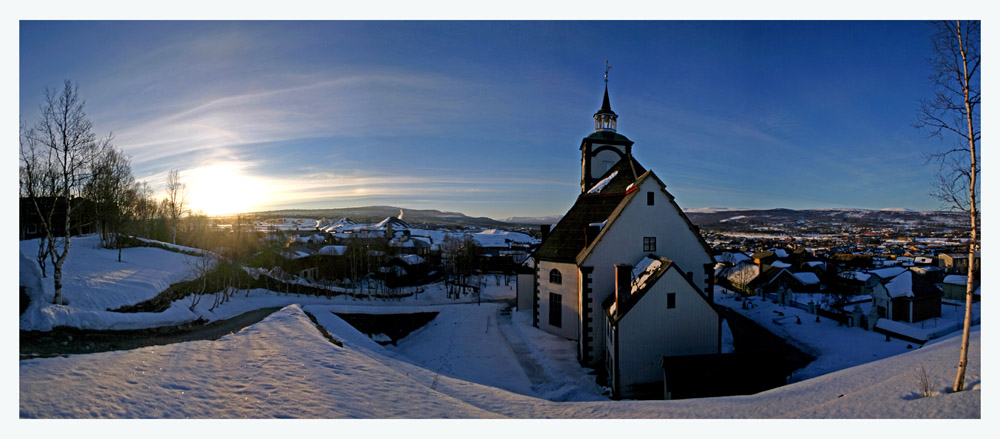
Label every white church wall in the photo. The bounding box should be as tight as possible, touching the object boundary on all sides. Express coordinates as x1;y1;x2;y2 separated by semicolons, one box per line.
580;176;714;364
536;260;579;340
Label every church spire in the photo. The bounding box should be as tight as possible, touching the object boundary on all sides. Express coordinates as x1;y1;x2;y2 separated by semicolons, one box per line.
600;84;613;113
594;60;618;132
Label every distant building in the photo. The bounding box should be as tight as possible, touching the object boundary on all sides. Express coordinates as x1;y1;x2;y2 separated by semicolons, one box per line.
938;252;981;276
870;271;942;323
942;274;979;302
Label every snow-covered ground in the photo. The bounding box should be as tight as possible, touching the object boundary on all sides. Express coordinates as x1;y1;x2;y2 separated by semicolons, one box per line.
714;286;981;382
20;303;980;418
19;235;517;331
18;236;983;419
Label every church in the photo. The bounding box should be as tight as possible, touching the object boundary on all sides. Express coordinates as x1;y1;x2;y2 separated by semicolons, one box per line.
531;80;722;398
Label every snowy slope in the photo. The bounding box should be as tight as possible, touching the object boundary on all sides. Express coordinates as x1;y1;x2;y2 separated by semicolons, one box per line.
20;304;980;418
19;235;518;331
19;235;200;311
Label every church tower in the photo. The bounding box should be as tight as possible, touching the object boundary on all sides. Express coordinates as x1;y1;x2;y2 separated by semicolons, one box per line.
580;63;634;193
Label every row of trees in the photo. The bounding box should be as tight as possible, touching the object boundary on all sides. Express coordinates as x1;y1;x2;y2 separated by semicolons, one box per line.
19;80;190;305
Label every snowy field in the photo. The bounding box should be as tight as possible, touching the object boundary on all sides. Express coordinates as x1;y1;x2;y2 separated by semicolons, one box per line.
18;236;982;420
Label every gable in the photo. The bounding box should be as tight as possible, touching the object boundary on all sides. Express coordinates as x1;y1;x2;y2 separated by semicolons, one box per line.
605;259;718;324
576;170;714;265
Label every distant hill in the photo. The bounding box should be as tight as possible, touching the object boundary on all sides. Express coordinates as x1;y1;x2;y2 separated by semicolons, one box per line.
500;215;563;225
683;207;969;234
252;206;518;229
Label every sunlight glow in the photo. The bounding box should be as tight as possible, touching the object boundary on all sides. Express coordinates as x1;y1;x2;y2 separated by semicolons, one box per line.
185;162;267;216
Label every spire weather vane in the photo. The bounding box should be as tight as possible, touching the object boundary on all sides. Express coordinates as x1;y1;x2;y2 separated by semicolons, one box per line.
604;59;612;84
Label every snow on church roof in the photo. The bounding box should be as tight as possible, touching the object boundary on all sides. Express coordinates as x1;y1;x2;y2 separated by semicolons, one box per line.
631;255;663;295
586;171;618;194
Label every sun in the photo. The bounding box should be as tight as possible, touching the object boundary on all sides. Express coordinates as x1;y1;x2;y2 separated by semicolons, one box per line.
185;162;265;216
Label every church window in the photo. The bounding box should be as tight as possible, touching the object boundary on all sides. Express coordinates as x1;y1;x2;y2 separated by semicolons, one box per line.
549;269;562;285
549;293;562;327
647;191;654;206
643;237;656;252
667;292;676;309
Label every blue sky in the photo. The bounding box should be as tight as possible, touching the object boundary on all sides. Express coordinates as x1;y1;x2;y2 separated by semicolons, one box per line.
19;20;958;218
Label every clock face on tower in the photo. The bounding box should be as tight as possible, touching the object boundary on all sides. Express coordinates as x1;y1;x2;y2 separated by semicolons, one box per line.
589;147;625;180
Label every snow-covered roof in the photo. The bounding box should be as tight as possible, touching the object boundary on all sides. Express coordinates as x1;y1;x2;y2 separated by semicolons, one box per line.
397;254;425;265
726;261;760;284
943;274;968;285
770;260;791;268
586;170;618;194
630;255;663;295
793;272;820;285
869;266;906;280
318;245;347;256
772;249;789;258
804;261;826;268
839;271;871;282
317;218;357;233
885;271;914;298
374;216;409;230
469;229;537;248
715;252;750;264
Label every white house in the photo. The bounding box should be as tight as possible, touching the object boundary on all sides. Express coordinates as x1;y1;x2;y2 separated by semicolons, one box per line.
870;270;943;323
603;256;720;398
533;84;718;370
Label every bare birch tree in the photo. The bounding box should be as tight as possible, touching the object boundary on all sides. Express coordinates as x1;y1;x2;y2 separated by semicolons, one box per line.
21;81;110;305
164;168;188;245
915;20;980;392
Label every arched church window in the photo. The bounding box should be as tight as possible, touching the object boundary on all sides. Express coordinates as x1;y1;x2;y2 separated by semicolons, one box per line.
549;269;562;285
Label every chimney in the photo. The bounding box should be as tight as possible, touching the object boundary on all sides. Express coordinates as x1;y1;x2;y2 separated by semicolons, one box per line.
704;263;715;303
540;224;550;243
585;224;601;247
615;263;633;313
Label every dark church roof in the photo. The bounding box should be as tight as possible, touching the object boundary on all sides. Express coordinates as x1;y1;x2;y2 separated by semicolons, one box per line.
534;158;645;263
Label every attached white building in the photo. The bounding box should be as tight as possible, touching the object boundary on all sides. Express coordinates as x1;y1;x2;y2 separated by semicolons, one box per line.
603;256;721;398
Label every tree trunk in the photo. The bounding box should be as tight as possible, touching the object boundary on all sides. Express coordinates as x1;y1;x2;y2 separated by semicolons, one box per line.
52;253;67;305
952;20;978;393
37;238;48;278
